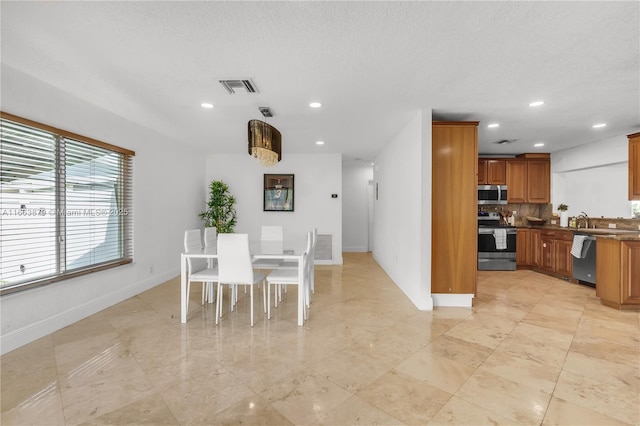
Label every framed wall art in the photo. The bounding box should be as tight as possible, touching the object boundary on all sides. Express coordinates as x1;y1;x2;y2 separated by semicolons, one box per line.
264;174;294;212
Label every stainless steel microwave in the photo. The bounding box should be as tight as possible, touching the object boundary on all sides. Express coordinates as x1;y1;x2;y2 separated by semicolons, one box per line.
478;185;508;205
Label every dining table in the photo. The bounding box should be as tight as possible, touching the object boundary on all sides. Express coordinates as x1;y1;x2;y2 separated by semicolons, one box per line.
180;237;308;325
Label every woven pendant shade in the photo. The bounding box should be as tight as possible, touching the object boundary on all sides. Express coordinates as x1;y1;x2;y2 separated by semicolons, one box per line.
248;119;282;167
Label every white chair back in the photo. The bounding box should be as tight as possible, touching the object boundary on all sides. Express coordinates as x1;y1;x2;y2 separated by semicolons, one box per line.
217;233;254;284
184;229;205;272
261;225;283;241
204;227;217;247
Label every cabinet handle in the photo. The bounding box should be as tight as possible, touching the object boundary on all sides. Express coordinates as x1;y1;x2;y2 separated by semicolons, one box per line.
543;243;547;248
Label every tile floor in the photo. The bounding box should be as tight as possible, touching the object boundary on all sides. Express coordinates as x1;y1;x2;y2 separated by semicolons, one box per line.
1;253;639;425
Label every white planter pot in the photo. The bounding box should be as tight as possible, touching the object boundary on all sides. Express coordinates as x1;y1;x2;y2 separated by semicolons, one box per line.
560;211;569;227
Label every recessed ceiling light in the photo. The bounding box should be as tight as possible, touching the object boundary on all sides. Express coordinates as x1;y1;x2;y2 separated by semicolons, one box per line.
309;102;322;108
487;123;500;128
534;143;545;147
201;102;214;109
529;101;544;107
316;141;325;145
592;123;607;128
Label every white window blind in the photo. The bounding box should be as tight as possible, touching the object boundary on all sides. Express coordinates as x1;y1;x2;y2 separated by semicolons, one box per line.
0;113;134;294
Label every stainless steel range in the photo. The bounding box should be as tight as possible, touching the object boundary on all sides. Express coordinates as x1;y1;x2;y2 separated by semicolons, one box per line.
478;211;517;271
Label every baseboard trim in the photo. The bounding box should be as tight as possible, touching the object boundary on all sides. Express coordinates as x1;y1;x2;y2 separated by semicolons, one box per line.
0;269;178;355
432;293;474;308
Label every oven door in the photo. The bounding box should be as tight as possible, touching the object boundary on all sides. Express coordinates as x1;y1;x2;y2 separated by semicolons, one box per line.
478;227;517;270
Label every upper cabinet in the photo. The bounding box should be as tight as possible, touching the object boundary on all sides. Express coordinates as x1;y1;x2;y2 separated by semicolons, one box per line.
505;154;550;204
478;159;506;185
629;132;640;200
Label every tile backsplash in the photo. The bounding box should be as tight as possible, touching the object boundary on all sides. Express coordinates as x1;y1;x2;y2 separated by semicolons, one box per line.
478;203;640;230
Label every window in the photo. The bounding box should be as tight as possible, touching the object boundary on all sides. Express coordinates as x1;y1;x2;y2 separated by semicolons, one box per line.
633;201;640;219
0;113;134;295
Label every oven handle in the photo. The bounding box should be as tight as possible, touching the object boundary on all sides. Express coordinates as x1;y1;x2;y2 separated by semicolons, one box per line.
478;228;517;234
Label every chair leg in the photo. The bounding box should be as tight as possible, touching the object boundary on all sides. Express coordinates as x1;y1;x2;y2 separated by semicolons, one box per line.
215;283;222;324
263;280;267;314
250;285;254;327
186;281;191;315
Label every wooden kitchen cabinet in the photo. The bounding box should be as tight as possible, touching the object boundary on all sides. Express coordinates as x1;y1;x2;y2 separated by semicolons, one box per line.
506;160;527;203
432;121;478;296
516;228;533;266
478;159;506;185
597;238;640;310
530;229;540;267
539;229;573;278
506;156;550;203
629;132;640;200
527;160;550;203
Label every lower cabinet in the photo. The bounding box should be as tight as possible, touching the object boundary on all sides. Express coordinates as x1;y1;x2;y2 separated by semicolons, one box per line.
516;228;541;268
537;229;573;278
596;238;640;310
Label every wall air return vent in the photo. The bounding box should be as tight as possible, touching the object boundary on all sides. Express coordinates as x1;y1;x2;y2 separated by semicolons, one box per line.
219;79;258;94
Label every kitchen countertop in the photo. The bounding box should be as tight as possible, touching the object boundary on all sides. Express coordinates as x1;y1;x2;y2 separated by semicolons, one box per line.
517;225;640;241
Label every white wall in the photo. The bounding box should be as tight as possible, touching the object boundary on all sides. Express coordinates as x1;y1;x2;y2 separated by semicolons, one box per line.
205;153;343;264
552;134;632;218
342;164;373;252
372;110;433;310
1;66;206;354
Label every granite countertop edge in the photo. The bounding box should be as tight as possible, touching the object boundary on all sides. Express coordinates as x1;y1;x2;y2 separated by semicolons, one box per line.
516;225;640;241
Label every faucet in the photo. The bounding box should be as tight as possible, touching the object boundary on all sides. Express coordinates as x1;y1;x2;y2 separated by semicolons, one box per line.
576;211;589;228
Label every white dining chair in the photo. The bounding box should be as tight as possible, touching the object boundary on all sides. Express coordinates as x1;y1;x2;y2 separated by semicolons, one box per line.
266;231;311;324
184;229;218;310
216;233;267;327
252;225;284;270
202;226;218;303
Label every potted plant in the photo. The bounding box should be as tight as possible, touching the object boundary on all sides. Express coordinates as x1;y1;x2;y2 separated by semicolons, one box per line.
199;180;237;233
557;203;569;227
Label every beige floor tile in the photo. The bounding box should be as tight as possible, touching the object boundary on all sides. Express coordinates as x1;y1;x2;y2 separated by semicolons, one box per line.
311;348;392;392
553;351;640;425
394;349;476;394
541;396;633;426
444;312;519;350
455;369;551;424
209;394;294;426
318;394;405;425
427;395;520;425
423;335;494;368
262;368;353;425
78;393;179;425
357;370;452;425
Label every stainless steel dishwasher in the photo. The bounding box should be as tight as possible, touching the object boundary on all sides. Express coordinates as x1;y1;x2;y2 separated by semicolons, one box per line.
572;235;596;287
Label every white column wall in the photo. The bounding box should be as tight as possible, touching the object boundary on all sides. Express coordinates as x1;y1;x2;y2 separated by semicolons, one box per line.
342;164;373;252
1;66;205;354
372;110;433;310
205;153;343;264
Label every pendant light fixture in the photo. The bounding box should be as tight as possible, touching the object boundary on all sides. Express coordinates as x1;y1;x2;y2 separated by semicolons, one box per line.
248;107;281;167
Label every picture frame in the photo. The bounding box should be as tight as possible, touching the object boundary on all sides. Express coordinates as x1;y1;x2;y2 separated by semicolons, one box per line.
264;174;294;212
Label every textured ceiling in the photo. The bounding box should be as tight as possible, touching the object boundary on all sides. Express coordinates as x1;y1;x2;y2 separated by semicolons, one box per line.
1;1;639;162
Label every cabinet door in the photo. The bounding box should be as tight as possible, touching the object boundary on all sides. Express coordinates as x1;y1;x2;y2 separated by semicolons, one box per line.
506;160;527;203
621;241;640;305
530;229;540;267
487;160;506;185
516;229;530;266
629;133;640;200
478;159;487;184
540;236;554;272
596;239;621;303
555;239;573;277
527;160;550;203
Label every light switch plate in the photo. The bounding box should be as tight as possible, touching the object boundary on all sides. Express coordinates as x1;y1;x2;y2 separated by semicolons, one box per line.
608;223;617;228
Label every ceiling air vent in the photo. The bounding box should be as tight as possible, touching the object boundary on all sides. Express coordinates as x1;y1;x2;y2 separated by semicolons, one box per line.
219;79;258;94
492;139;519;145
